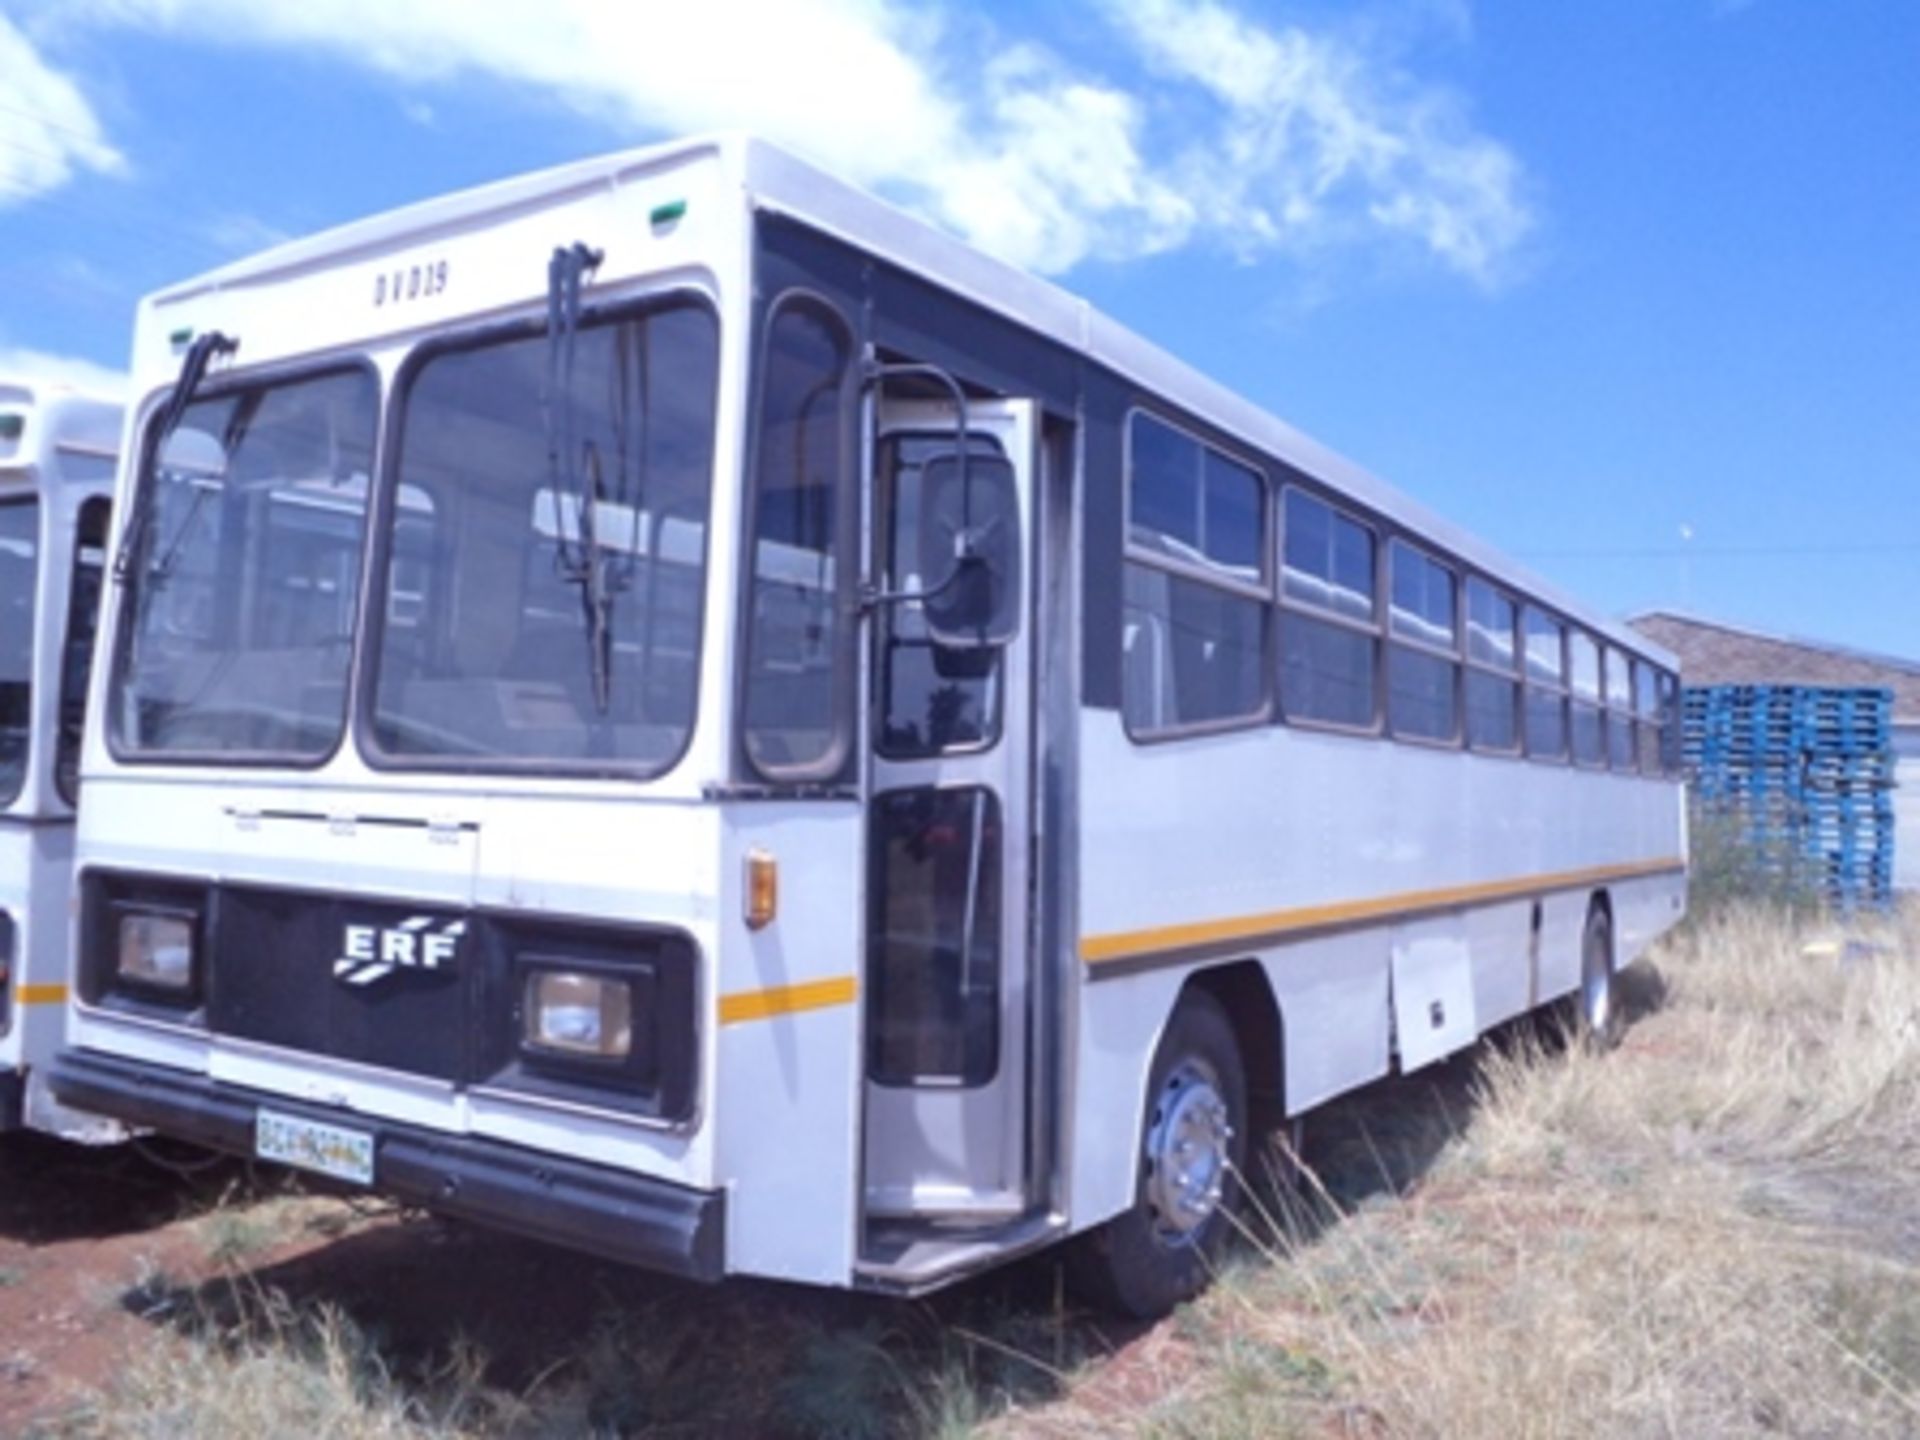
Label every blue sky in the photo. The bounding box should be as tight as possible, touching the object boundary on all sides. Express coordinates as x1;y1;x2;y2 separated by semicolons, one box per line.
2;0;1915;658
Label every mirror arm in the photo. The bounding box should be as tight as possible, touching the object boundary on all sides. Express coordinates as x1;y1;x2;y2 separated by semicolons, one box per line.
857;558;969;616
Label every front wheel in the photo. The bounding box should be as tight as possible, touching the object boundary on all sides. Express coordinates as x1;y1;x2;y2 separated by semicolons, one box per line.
1066;990;1248;1318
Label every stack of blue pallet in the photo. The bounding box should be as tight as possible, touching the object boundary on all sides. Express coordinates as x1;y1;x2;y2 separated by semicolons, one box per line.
1682;685;1895;908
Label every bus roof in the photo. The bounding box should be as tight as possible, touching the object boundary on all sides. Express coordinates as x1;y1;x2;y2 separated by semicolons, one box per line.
0;376;123;477
137;132;1672;668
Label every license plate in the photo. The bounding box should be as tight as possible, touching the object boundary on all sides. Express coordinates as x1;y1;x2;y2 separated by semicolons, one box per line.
254;1108;375;1186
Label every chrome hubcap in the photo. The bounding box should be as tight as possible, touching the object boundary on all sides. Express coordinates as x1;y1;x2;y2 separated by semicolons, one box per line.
1144;1060;1232;1244
1583;931;1611;1033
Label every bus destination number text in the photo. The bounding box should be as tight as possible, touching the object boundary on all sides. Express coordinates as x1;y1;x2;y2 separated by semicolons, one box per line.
375;259;449;309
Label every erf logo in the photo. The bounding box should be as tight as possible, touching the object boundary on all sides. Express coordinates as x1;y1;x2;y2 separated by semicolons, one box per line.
334;916;466;988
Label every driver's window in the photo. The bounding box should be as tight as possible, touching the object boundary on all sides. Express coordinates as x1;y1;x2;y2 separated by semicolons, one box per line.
876;434;1005;759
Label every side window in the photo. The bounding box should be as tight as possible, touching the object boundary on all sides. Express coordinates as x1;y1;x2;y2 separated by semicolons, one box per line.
1464;576;1519;754
1605;647;1635;771
1659;670;1683;775
1121;413;1268;737
1522;606;1567;761
1568;631;1604;767
1387;539;1459;743
741;297;853;778
55;497;111;805
1633;660;1663;775
1279;488;1378;729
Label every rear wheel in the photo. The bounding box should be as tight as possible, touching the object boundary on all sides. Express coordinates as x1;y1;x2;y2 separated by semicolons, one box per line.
1066;990;1248;1318
1577;901;1621;1048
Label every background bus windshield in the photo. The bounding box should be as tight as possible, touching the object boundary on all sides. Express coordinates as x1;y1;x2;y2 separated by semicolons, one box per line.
0;499;38;802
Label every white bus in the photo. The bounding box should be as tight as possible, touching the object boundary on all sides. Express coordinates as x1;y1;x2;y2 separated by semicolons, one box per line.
0;376;120;1139
53;135;1686;1316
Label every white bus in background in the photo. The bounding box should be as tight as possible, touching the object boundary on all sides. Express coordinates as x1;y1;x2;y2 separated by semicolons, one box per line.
52;135;1686;1317
0;377;119;1138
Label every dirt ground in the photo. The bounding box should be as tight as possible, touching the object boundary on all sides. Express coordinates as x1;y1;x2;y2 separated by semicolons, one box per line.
0;1049;1474;1438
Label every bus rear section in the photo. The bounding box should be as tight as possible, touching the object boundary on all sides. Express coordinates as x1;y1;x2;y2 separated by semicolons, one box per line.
0;377;119;1138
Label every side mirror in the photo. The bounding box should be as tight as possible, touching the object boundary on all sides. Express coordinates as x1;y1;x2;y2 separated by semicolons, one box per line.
917;453;1021;649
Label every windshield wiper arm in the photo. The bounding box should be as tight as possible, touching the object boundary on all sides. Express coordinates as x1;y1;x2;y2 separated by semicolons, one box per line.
113;331;237;587
543;242;624;715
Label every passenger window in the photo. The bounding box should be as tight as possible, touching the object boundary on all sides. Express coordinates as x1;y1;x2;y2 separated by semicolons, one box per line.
1522;606;1567;760
1387;540;1458;743
1122;413;1268;738
1568;632;1604;767
867;786;1000;1087
742;298;853;777
1279;488;1378;729
1464;576;1519;754
1633;661;1662;775
1658;670;1683;775
1605;648;1635;771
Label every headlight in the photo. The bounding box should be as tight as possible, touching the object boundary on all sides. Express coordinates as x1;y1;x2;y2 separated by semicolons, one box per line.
523;969;633;1060
117;910;196;991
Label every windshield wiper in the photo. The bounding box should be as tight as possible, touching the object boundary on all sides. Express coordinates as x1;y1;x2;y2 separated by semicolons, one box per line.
543;241;629;716
113;331;237;588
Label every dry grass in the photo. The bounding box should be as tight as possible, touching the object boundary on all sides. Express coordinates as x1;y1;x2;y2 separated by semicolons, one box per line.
1007;900;1920;1438
37;900;1920;1438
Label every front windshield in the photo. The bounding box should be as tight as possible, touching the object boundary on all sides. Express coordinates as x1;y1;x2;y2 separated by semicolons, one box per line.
111;369;378;760
368;298;718;770
0;499;39;804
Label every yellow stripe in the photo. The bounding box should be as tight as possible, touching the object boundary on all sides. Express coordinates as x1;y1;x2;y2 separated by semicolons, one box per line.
16;983;68;1006
719;975;858;1025
1081;858;1685;966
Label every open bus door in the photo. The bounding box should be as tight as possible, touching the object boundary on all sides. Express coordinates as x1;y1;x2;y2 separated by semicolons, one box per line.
858;395;1041;1278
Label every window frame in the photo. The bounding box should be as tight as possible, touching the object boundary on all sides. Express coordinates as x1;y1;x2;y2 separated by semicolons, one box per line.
1276;482;1384;738
355;285;723;781
1121;406;1273;743
1384;536;1462;748
106;354;384;773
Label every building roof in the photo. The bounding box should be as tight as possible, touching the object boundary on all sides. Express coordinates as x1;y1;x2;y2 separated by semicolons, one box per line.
1629;610;1920;721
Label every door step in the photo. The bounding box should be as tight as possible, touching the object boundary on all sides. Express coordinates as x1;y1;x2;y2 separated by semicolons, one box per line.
855;1211;1066;1293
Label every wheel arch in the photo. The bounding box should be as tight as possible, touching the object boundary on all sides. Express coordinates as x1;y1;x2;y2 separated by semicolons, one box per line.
1179;958;1284;1124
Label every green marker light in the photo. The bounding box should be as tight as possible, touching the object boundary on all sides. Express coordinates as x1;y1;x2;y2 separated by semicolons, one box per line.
0;414;22;442
169;326;195;347
650;199;688;228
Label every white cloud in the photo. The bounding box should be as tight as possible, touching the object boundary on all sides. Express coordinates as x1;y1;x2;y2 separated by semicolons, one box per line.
31;0;1531;285
1103;0;1532;284
0;344;128;397
0;15;125;207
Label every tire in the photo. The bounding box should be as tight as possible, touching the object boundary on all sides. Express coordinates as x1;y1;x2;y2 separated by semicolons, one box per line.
1066;990;1248;1319
1576;901;1622;1049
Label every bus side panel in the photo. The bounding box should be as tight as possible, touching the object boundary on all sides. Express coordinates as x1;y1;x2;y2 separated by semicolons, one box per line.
714;805;864;1286
1068;962;1189;1231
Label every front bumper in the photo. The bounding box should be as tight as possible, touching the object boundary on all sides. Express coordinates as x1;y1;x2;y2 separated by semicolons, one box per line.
49;1048;724;1281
